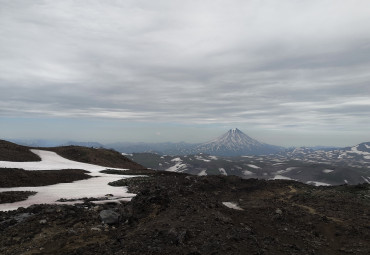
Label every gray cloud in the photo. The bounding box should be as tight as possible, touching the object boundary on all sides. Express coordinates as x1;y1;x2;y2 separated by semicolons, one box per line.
1;0;370;140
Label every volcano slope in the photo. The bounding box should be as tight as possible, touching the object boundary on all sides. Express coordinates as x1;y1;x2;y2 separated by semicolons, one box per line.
0;172;369;255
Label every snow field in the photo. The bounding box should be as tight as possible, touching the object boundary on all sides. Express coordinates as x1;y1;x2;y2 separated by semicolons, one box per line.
0;149;140;211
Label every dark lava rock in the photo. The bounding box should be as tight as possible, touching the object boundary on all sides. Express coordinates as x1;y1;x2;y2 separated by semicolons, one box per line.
99;209;120;225
0;173;369;255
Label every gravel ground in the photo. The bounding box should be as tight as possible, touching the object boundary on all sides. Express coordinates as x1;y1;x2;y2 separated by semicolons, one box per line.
0;172;369;255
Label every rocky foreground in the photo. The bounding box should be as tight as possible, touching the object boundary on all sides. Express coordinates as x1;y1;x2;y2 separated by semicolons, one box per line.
0;172;369;255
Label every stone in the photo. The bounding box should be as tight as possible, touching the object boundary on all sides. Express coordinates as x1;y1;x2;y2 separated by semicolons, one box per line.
275;208;283;215
99;210;120;225
39;219;47;224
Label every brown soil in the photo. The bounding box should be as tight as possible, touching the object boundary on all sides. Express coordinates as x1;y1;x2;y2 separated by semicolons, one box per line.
43;146;145;170
0;140;41;162
0;191;37;204
0;168;91;188
0;173;369;255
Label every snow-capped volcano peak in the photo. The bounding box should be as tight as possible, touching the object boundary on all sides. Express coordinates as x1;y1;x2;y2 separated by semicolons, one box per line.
195;128;283;156
209;128;262;149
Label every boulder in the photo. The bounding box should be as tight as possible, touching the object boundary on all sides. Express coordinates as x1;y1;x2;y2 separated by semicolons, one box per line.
99;210;120;225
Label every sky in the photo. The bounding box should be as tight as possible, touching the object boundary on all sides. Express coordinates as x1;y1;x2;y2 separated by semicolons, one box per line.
1;0;370;147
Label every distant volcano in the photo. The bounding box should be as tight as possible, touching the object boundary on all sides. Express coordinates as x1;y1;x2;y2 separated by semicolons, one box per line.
194;128;283;156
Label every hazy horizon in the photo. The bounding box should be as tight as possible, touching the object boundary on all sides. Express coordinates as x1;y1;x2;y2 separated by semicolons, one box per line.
4;126;369;148
1;1;370;147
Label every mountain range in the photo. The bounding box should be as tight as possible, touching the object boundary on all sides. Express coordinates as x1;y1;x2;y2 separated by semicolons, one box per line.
9;128;283;156
9;129;368;158
126;141;370;186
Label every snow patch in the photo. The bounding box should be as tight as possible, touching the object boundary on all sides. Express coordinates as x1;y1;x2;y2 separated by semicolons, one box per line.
322;169;334;173
222;202;243;211
247;164;260;169
0;149;140;211
306;181;331;186
0;149;126;172
198;169;207;176
276;167;297;175
272;175;292;180
218;168;227;176
166;158;187;172
243;170;253;176
0;175;137;211
350;146;370;156
195;155;211;162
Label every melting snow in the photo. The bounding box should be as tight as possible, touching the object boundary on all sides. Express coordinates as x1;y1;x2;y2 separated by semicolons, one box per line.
222;202;244;211
218;168;227;176
276;167;298;174
195;155;211;162
243;170;253;176
0;150;124;172
272;175;292;180
198;169;207;176
322;169;334;173
0;150;139;211
350;146;370;156
306;181;331;186
166;158;187;172
247;164;260;169
0;175;137;211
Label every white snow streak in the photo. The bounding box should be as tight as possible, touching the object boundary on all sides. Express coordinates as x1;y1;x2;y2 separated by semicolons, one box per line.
0;149;125;172
272;175;293;180
322;169;334;173
306;181;331;186
361;176;370;184
222;202;244;211
247;164;260;169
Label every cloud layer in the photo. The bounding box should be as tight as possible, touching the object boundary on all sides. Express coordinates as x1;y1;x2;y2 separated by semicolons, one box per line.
1;0;370;134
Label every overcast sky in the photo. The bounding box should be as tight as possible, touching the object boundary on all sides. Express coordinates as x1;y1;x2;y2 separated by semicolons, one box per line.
1;0;370;146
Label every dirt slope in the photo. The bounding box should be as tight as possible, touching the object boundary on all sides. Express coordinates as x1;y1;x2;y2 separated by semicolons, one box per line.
0;139;145;170
0;140;41;162
0;168;91;188
45;146;145;170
